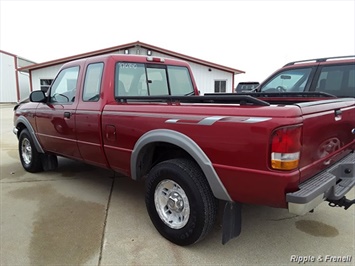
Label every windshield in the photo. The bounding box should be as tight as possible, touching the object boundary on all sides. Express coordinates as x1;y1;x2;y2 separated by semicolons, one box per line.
260;68;312;92
115;62;194;97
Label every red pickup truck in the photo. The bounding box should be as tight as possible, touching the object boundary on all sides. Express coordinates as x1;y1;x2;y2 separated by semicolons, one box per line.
13;54;355;246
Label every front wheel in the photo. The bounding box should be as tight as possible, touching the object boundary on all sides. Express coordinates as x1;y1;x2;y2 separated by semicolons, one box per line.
18;129;43;173
145;158;218;246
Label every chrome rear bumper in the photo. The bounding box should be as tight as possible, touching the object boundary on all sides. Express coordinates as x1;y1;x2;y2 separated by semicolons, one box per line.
286;152;355;215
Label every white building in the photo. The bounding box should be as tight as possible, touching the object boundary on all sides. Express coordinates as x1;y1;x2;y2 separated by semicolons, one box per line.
0;50;36;103
18;41;245;96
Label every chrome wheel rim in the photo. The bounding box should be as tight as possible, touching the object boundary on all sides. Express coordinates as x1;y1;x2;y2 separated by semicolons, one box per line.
154;179;190;229
21;138;32;165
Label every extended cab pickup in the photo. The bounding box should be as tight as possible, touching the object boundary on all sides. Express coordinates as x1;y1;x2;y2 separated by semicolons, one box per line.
13;54;355;246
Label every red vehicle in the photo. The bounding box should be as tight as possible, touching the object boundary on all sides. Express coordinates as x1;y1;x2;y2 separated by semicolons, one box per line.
257;55;355;97
13;54;355;246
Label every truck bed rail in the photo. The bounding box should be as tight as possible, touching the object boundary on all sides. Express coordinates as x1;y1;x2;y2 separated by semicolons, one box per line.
206;92;337;98
115;95;270;106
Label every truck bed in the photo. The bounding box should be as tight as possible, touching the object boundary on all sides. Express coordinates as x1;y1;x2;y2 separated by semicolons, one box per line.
105;93;355;208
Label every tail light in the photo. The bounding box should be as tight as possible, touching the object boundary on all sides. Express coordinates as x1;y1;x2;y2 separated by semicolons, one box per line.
270;125;302;170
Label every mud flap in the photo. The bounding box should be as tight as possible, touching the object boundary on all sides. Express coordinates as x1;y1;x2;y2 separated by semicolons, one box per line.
222;201;242;245
41;154;58;171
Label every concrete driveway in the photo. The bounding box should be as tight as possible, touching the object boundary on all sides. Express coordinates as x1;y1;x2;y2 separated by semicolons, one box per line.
1;104;354;265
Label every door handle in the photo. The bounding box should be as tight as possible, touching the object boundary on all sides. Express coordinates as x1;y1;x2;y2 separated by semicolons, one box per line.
64;112;71;118
334;109;342;121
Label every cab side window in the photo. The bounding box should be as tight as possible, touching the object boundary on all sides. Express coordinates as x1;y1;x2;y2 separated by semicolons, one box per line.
49;66;79;103
83;63;104;102
315;65;355;97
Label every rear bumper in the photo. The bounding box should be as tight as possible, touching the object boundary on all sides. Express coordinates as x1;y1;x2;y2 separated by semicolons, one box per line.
286;152;355;215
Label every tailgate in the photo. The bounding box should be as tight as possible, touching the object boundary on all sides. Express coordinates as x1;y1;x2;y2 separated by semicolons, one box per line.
298;98;355;183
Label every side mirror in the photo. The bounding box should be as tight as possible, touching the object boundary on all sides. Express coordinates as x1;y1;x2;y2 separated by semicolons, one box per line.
30;90;47;102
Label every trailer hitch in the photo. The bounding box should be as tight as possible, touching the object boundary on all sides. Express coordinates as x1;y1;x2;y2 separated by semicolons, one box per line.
328;196;355;210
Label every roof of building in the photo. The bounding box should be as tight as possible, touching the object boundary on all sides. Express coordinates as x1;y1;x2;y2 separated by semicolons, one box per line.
0;49;37;64
17;41;245;74
0;49;17;57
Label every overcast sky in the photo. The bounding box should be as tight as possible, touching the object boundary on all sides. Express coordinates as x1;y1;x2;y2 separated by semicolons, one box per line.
1;0;354;84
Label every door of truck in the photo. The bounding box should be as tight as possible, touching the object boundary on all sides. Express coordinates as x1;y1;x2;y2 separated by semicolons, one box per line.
35;66;81;159
75;62;109;168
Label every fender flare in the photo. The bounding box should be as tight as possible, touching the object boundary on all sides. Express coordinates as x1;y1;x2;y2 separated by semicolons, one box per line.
131;129;232;201
14;115;44;153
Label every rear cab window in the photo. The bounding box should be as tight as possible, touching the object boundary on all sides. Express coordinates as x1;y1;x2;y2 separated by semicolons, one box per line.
114;62;194;97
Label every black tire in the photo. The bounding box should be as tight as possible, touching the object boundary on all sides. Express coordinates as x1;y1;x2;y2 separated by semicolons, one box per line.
18;129;43;173
145;158;218;246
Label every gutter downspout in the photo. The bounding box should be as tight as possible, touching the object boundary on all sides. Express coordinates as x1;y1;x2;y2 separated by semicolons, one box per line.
14;57;20;102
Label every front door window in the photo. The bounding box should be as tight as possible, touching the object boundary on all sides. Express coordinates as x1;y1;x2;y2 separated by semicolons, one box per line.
50;66;79;103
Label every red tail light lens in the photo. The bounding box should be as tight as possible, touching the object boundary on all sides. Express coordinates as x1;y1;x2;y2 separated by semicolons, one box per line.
146;56;165;63
271;125;302;170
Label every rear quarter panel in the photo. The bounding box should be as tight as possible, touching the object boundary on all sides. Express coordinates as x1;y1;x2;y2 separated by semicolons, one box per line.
102;102;303;207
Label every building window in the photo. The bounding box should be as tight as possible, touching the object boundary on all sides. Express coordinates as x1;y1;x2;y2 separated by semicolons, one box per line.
214;80;226;93
40;79;53;92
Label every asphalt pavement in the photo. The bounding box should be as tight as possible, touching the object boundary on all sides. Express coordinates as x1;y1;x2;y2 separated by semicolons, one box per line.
1;103;354;265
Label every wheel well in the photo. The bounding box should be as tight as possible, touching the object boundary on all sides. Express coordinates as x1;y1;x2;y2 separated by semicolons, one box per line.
16;122;27;138
15;121;45;154
135;142;194;180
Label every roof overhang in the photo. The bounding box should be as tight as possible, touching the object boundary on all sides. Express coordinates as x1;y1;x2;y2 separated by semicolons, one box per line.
0;49;37;65
17;41;245;75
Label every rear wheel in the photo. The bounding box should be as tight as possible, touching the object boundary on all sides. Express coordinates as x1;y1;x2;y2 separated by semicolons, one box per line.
18;129;43;173
145;158;218;246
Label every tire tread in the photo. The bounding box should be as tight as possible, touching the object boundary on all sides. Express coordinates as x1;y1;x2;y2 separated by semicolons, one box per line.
145;158;218;245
